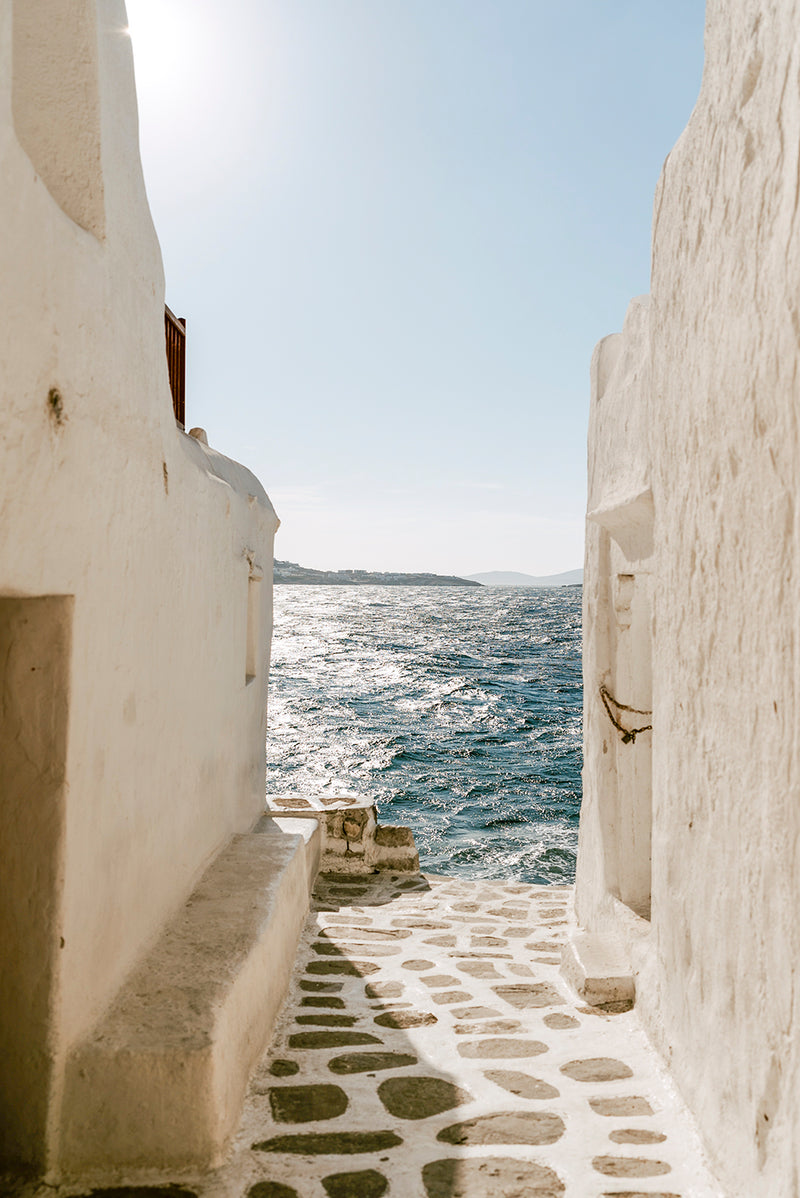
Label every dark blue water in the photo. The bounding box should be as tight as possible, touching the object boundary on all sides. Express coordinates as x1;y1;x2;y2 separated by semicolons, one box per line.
265;585;582;883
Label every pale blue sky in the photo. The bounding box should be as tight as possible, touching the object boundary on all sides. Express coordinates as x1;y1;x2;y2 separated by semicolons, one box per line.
127;0;705;575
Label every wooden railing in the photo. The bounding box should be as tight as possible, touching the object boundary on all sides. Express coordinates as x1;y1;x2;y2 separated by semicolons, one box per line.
164;305;186;427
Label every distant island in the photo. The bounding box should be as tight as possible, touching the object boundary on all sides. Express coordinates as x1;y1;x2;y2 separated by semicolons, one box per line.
274;560;482;586
465;568;583;587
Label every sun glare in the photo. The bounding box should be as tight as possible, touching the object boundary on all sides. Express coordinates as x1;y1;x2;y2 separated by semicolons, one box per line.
126;1;216;116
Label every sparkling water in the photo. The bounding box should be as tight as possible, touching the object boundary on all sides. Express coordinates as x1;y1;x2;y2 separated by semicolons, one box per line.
266;585;582;884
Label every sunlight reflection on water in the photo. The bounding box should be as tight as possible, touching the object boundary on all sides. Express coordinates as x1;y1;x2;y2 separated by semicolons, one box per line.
266;585;582;884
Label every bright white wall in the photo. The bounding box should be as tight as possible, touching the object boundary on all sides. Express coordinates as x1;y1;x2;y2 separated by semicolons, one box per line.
577;2;800;1193
0;0;278;1168
577;296;654;925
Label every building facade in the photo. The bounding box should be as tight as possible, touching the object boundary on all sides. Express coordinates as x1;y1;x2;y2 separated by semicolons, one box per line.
0;0;316;1179
574;2;800;1194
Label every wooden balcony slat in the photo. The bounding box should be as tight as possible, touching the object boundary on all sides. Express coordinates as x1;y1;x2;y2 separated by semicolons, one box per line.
164;304;186;427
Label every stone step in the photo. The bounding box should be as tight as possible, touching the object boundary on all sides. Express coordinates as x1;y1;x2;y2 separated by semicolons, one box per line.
59;820;320;1176
265;794;419;875
560;930;635;1009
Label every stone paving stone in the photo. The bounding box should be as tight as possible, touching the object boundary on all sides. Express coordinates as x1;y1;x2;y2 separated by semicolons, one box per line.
306;960;379;976
483;1069;560;1099
328;1051;418;1074
323;914;371;922
377;1076;471;1119
458;960;502;979
268;1084;348;1123
319;926;411;940
560;1057;634;1082
287;1030;381;1049
268;1060;299;1077
198;872;722;1198
320;1169;388;1198
364;980;403;998
451;950;511;960
420;973;461;988
447;914;505;924
391;919;449;929
293;1014;358;1027
589;1095;654;1116
600;1193;680;1198
457;1037;549;1059
422;1156;566;1197
493;982;566;1008
247;1185;299;1198
453;1018;521;1034
543;1012;579;1029
253;1131;402;1154
312;942;400;957
437;1110;566;1146
451;1004;502;1019
592;1155;672;1177
72;1190;199;1198
373;1010;437;1028
609;1127;667;1144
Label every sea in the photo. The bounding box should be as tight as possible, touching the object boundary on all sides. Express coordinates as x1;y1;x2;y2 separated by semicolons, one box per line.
265;585;582;885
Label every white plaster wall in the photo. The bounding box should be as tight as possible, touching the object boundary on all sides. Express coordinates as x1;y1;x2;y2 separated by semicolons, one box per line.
0;0;278;1169
577;296;655;926
577;3;800;1193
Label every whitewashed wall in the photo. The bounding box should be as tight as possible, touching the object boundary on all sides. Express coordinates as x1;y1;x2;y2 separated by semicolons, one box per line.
0;0;278;1171
577;3;800;1193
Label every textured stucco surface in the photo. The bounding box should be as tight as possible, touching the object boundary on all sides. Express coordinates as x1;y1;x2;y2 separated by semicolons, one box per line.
0;0;279;1172
576;3;800;1194
61;827;320;1174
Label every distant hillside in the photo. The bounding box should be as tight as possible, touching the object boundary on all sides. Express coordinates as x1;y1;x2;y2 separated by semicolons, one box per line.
465;568;583;587
274;560;482;587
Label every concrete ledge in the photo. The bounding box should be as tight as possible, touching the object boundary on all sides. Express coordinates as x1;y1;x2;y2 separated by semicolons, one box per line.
59;823;319;1176
255;814;321;892
560;930;635;1008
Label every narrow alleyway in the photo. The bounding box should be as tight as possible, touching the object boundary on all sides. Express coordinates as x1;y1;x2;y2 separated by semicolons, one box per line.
196;871;723;1198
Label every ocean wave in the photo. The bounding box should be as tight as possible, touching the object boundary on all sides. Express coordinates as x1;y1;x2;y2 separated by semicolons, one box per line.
266;584;582;884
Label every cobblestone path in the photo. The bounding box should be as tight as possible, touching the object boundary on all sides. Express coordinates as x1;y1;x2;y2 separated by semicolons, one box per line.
46;873;724;1198
203;872;723;1198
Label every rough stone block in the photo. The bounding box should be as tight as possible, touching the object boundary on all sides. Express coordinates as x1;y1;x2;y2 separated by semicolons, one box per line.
342;815;367;842
374;825;415;848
